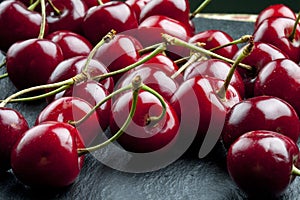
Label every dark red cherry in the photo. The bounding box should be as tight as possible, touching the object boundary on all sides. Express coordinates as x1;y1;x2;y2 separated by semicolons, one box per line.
93;34;143;83
189;30;239;59
183;59;245;98
0;0;48;52
110;90;179;153
46;30;93;59
6;38;63;90
227;130;300;197
36;96;102;146
170;76;241;157
139;0;190;26
45;0;88;34
125;0;151;19
11;121;84;188
84;0;111;8
254;58;300;116
222;95;300;148
0;107;29;172
142;53;179;72
82;1;138;45
253;17;300;63
255;4;296;30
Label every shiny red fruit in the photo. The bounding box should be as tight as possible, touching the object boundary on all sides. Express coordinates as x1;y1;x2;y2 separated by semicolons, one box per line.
125;0;151;19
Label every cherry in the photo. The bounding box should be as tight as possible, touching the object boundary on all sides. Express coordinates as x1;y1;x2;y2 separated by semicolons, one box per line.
0;0;48;52
227;130;300;197
6;38;64;90
82;1;138;45
183;59;245;98
36;96;102;146
139;0;190;26
253;17;300;63
45;0;88;34
254;4;296;30
125;0;151;19
110;90;179;153
189;30;239;59
254;58;300;116
222;95;300;148
46;30;93;59
84;0;111;8
0;107;29;172
10;121;85;188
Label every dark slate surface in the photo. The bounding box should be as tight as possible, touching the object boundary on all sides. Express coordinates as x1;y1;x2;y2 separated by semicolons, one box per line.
1;18;300;200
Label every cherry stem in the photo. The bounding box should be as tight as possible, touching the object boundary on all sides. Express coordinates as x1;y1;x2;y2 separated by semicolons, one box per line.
190;0;213;20
161;33;252;71
98;0;104;5
27;0;40;11
38;0;46;39
217;38;254;99
292;164;300;176
92;43;167;81
288;11;300;41
0;73;8;79
47;0;61;15
138;43;163;55
0;59;6;68
209;35;253;52
82;29;116;73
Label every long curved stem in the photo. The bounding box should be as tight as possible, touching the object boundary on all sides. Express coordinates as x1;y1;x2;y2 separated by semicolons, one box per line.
47;0;61;15
28;0;40;11
190;0;213;20
288;11;300;41
38;0;46;39
0;73;8;79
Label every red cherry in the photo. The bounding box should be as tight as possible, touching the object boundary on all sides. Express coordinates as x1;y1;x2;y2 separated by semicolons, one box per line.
0;0;48;52
45;0;88;34
82;1;138;45
222;95;300;148
10;121;84;188
255;4;296;30
110;90;179;153
189;30;239;59
125;0;151;19
84;0;111;8
36;96;102;146
227;130;300;197
6;38;63;90
46;30;93;59
254;58;300;116
0;107;29;172
253;17;300;63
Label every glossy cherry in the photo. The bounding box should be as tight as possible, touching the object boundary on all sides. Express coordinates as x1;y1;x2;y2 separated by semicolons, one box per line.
189;30;239;59
110;90;179;153
125;0;151;19
45;0;88;34
222;95;300;148
84;0;111;8
0;0;48;52
82;1;138;45
46;30;92;59
254;58;300;116
227;130;300;197
36;96;102;146
6;38;64;90
11;121;85;188
0;107;29;172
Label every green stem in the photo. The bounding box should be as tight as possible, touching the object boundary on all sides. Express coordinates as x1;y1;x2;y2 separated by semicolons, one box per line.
0;73;8;79
97;0;104;5
288;11;300;41
0;59;6;68
162;33;252;71
209;35;253;52
292;164;300;176
138;43;163;55
28;0;40;11
82;29;116;73
217;39;254;99
190;0;213;20
38;0;46;39
92;43;167;81
47;0;61;15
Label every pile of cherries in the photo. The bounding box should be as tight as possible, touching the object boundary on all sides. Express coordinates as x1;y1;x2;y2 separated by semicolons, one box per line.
0;0;300;198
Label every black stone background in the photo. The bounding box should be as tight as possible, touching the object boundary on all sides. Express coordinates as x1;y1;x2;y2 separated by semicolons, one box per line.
1;17;300;200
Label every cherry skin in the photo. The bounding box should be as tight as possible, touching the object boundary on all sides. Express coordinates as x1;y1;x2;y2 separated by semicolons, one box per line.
110;90;179;153
45;0;88;34
170;76;241;156
0;0;48;52
189;30;239;59
254;58;300;116
46;30;93;59
125;0;151;19
253;17;300;63
10;121;85;188
254;4;296;30
82;1;138;45
227;130;300;198
222;95;300;148
183;59;245;98
84;0;111;8
36;96;102;147
6;38;64;90
0;107;29;172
